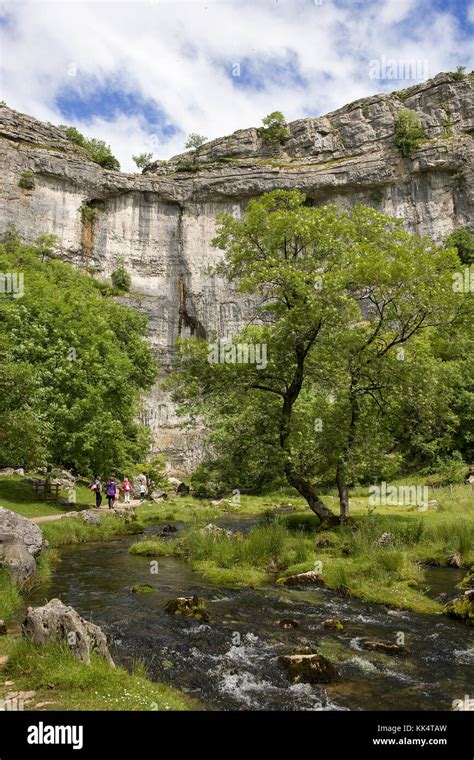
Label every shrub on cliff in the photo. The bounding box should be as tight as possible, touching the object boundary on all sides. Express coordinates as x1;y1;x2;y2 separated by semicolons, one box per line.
394;109;425;157
258;112;290;145
111;259;132;292
59;125;120;171
0;232;156;474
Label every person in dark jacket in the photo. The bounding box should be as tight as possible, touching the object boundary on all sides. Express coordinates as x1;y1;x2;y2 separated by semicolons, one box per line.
105;479;116;510
93;477;102;508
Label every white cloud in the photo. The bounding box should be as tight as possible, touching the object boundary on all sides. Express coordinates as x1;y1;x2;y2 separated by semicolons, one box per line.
0;0;472;171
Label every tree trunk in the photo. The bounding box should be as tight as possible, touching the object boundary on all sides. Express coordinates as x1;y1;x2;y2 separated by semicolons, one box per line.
336;462;350;521
284;461;338;525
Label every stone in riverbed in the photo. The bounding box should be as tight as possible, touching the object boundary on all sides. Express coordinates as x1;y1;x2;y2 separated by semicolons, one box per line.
278;619;300;629
360;638;408;655
131;584;155;594
22;598;115;667
277;569;325;587
279;648;338;684
322;618;344;631
164;595;210;622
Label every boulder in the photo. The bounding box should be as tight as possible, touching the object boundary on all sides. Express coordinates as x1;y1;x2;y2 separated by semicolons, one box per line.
110;508;137;523
80;510;101;526
201;523;234;539
14;468;24;477
279;649;338;684
278;619;300;629
22;599;115;666
0;507;47;583
443;591;474;626
322;618;344;631
377;532;394;546
132;473;147;498
159;524;178;534
360;638;408;655
0;468;15;476
448;552;463;569
0;620;7;636
277;569;325;587
164;595;210;622
131;584;155;594
150;490;168;501
168;477;190;496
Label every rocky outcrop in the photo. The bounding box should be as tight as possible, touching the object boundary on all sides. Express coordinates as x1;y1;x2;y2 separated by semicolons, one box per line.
164;595;210;622
359;638;408;655
277;569;325;587
278;649;338;684
443;589;474;626
0;507;48;583
22;598;115;666
1;72;473;468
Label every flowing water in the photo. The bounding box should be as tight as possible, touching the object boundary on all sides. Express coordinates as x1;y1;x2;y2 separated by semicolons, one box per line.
28;517;473;711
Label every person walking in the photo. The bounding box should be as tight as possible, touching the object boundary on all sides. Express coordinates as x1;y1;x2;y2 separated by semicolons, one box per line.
105;479;116;510
114;481;120;507
139;483;146;502
122;477;132;504
94;477;102;509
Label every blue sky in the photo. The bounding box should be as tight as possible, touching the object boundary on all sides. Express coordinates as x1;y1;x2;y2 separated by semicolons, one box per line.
0;0;473;170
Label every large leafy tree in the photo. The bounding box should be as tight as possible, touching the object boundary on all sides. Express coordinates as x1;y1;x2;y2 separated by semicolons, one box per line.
170;191;469;523
0;233;157;476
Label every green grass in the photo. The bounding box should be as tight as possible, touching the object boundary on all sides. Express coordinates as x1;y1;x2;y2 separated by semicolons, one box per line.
42;514;142;548
0;638;192;711
129;538;181;557
0;569;22;621
0;474;95;517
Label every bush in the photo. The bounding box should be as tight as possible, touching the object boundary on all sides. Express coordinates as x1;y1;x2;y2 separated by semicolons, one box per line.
60;125;120;170
18;170;35;190
111;260;132;292
394;109;425;157
446;228;474;265
190;463;227;498
258;111;290;145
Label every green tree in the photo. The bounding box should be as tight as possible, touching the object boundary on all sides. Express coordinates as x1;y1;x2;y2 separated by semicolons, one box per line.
0;237;157;474
446;228;474;265
59;125;120;170
185;133;207;151
258;111;290;145
132;152;154;171
170;191;467;522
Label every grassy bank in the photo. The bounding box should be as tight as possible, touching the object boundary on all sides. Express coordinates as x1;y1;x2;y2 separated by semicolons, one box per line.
41;513;142;548
0;474;95;518
0;638;192;711
129;480;473;616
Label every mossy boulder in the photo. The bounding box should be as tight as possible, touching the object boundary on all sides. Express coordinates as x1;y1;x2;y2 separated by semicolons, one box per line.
131;584;155;594
164;595;210;623
279;648;338;684
322;618;344;631
443;590;474;626
278;619;300;629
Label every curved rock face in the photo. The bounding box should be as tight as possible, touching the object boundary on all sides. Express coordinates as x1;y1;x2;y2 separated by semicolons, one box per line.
0;507;48;583
23;598;115;666
1;72;473;468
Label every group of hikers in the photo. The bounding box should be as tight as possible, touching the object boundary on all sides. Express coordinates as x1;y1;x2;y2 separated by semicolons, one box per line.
89;476;146;509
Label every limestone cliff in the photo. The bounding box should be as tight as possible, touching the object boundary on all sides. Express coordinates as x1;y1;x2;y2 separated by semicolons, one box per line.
1;72;473;470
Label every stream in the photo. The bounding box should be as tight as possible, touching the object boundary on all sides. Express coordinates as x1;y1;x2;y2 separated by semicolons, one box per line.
28;516;473;711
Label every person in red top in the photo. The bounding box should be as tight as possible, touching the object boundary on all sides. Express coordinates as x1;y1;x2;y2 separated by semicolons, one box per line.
122;477;132;504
